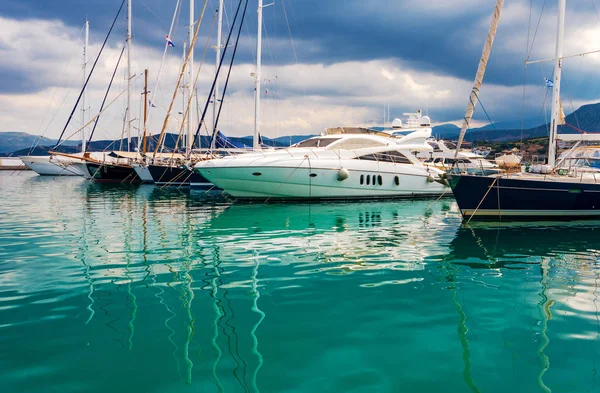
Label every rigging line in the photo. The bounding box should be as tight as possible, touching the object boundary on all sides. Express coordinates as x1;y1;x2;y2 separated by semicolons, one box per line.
87;46;126;151
591;0;600;24
190;0;246;153
30;23;86;154
149;0;181;118
211;0;251;149
521;0;534;143
139;0;167;24
168;10;218;165
52;73;143;150
153;0;211;157
54;0;126;148
281;0;299;65
526;0;547;61
33;79;79;153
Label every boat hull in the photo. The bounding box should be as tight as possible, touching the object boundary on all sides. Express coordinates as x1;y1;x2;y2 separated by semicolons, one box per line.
86;162;141;183
132;164;155;183
449;174;600;219
196;165;447;200
147;164;211;188
20;156;83;176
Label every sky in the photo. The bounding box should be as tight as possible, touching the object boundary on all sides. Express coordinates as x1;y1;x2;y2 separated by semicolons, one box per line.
1;0;600;141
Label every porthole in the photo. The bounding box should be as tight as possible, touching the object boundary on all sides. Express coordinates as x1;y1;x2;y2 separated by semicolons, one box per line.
360;175;364;185
309;173;317;178
377;175;383;186
372;175;376;185
252;172;262;176
394;176;400;186
366;175;370;185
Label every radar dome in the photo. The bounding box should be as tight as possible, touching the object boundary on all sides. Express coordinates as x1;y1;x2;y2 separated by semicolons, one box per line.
391;118;403;128
420;116;431;127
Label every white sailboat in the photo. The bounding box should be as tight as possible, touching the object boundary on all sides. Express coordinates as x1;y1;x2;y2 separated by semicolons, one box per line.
21;20;90;177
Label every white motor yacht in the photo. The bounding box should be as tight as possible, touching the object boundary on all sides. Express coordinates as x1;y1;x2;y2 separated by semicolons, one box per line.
419;139;499;175
194;127;448;200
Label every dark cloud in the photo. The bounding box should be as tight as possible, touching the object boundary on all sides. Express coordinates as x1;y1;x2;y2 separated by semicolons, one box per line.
2;0;600;123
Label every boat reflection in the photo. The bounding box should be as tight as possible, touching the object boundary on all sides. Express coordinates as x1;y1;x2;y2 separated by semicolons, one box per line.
202;200;459;272
433;221;600;393
445;221;600;262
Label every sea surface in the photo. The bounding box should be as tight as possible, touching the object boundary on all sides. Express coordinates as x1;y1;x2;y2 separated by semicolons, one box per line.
1;171;600;392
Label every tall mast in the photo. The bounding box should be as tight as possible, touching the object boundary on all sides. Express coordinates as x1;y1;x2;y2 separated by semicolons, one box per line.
187;0;195;154
126;0;132;152
211;0;224;150
182;41;188;152
548;0;566;167
82;20;89;154
454;0;504;158
253;0;264;150
143;69;148;155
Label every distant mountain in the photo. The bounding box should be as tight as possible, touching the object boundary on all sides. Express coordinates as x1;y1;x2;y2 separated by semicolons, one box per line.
269;135;313;145
474;115;547;131
0;132;78;155
432;102;600;142
431;124;460;139
0;131;299;156
4;103;600;155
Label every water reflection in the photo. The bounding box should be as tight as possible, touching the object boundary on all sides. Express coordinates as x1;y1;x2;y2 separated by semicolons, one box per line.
2;173;600;392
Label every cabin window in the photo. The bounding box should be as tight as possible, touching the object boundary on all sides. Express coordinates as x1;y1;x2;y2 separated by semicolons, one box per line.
377;175;383;186
394;176;400;186
427;141;443;152
356;151;411;164
366;175;370;185
294;137;340;148
360;175;364;185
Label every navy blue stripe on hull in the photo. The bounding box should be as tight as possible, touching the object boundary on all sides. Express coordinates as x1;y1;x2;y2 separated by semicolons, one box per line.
87;163;141;183
448;174;600;219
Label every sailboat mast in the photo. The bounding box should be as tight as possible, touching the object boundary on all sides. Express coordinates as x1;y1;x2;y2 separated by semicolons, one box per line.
82;20;89;154
187;0;195;154
253;0;264;150
126;0;132;152
211;0;224;150
548;0;566;167
143;69;148;155
454;0;504;159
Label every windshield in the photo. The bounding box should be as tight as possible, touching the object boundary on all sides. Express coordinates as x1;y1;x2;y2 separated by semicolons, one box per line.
294;138;340;148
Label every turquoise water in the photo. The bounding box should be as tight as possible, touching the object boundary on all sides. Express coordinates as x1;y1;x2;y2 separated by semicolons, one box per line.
2;172;600;392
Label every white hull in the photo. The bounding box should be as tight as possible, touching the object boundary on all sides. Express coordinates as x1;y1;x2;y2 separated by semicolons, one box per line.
20;156;84;176
69;162;92;179
197;165;447;199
